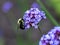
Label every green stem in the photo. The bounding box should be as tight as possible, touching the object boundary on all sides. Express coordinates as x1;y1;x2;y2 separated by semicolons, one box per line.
37;0;59;26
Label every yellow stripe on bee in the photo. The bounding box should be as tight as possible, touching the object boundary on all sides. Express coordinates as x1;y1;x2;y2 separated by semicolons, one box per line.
17;18;21;24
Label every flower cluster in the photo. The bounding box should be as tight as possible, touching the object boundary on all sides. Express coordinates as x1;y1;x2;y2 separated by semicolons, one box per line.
23;8;46;29
39;26;60;45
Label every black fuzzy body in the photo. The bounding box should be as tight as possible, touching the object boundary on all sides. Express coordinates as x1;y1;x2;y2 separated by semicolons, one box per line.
19;19;25;30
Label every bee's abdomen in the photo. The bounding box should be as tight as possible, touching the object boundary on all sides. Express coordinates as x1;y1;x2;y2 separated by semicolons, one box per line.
19;22;25;30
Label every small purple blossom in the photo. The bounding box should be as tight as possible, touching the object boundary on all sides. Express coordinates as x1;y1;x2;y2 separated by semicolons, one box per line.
23;8;46;29
31;2;40;8
2;1;13;13
39;26;60;45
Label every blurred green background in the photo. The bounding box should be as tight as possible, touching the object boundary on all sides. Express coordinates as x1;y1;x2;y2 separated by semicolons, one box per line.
0;0;60;45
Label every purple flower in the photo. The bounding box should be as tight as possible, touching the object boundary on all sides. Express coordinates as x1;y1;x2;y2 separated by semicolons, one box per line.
31;2;40;8
39;26;60;45
23;8;46;29
2;1;13;13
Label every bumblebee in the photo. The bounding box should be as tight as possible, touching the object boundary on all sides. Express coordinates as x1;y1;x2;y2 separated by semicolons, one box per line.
17;18;25;30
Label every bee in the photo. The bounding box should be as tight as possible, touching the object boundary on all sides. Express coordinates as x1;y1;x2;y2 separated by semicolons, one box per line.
17;18;25;30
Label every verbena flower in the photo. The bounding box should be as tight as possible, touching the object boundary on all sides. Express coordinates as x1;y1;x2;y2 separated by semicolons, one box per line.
39;26;60;45
23;3;46;29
